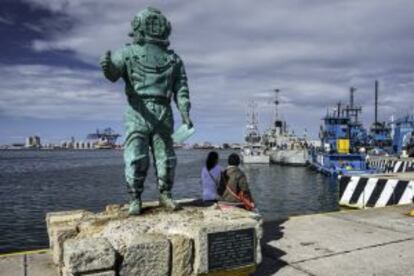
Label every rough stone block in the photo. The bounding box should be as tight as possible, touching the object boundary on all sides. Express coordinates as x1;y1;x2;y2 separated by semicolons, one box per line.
105;204;121;214
170;235;194;276
87;271;116;276
52;225;78;265
62;266;116;276
46;209;86;226
63;237;116;274
118;234;170;276
46;210;89;248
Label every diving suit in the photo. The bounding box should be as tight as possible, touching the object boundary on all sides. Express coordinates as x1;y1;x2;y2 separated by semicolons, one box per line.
100;7;192;215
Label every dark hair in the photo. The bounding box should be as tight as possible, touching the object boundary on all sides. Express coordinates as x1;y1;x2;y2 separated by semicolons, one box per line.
228;153;241;166
206;151;219;171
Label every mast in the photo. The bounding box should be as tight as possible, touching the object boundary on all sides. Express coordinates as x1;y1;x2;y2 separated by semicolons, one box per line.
350;86;355;108
273;88;280;122
337;102;341;117
345;86;361;124
247;100;259;132
245;100;261;144
374;80;379;124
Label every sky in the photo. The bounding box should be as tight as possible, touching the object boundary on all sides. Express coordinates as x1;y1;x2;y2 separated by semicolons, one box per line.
1;0;414;145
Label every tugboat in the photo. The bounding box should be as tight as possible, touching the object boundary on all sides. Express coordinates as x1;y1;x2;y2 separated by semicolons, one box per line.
241;101;270;164
309;87;376;176
262;89;309;166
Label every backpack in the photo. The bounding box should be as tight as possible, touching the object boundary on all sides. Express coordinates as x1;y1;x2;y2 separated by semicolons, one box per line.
218;169;255;211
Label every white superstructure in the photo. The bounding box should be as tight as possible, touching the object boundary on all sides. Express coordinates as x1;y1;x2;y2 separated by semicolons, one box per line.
241;101;270;164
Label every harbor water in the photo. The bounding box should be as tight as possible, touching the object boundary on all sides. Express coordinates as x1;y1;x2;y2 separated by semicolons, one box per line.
0;149;338;254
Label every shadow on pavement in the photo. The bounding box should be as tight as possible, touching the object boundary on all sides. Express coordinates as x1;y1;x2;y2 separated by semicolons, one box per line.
253;219;288;276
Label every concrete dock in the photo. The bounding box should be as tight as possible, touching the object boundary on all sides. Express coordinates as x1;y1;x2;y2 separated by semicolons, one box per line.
2;204;414;275
255;204;414;276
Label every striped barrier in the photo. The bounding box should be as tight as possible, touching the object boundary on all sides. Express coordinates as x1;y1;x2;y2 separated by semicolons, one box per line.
390;160;414;173
367;158;394;172
367;158;414;173
339;175;414;208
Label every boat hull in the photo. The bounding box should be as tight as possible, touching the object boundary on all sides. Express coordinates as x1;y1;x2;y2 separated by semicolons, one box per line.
309;152;377;176
242;154;270;164
270;149;309;166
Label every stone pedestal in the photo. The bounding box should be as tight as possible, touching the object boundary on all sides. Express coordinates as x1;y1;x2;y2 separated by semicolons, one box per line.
46;199;262;276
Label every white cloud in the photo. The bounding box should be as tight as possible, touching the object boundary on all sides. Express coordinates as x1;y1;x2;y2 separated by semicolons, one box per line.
8;0;414;139
0;64;125;120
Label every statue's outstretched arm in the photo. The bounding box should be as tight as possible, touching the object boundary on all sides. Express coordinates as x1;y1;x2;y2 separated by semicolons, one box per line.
100;50;123;82
173;59;193;128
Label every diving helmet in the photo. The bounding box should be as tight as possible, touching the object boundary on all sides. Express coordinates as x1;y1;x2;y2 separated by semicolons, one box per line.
129;7;171;46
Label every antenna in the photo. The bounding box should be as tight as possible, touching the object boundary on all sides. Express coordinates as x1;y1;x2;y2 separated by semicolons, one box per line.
274;89;280;122
350;87;355;108
337;102;341;117
374;80;379;124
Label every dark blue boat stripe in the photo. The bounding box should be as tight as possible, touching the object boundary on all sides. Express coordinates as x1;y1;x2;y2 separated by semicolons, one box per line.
349;177;368;204
386;181;409;206
339;176;351;200
366;179;387;207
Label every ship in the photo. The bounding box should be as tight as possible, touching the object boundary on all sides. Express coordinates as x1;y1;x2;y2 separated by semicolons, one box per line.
367;81;414;158
241;101;270;164
87;128;121;149
309;87;376;176
192;142;215;149
261;89;309;166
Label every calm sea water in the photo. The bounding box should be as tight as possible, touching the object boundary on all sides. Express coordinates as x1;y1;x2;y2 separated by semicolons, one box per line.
0;149;338;253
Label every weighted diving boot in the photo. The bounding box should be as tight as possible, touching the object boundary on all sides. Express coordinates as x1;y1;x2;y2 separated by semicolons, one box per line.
159;190;181;211
128;193;142;216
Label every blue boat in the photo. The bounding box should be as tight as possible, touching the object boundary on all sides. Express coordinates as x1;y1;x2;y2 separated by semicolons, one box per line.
366;80;414;157
310;153;374;176
310;87;377;176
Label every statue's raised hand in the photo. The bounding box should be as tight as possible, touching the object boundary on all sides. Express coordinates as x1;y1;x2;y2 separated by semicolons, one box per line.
100;51;112;71
100;51;120;82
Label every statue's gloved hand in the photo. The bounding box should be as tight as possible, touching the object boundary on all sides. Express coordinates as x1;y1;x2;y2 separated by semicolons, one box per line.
100;51;121;82
100;51;112;72
182;114;193;128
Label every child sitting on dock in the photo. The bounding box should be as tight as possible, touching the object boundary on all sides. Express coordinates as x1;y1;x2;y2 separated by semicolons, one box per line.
219;153;256;211
201;151;222;203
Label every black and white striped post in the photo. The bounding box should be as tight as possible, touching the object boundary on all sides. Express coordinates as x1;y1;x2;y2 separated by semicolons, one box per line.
339;175;414;208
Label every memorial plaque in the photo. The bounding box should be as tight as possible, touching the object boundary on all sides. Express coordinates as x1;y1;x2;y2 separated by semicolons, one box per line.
208;228;255;271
